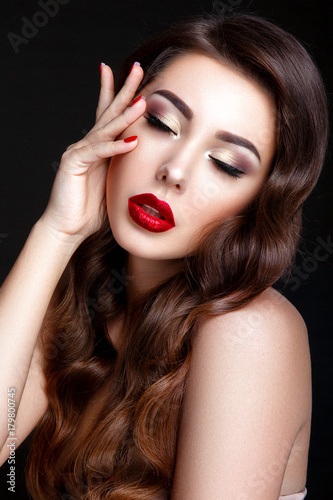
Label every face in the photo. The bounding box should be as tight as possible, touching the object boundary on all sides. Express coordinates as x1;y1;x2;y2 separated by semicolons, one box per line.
107;53;276;261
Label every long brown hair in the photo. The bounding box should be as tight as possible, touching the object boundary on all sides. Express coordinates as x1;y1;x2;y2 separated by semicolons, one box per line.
26;13;328;499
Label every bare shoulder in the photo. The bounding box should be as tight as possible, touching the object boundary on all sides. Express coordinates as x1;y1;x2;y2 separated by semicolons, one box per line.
191;287;311;419
195;287;308;363
172;288;311;498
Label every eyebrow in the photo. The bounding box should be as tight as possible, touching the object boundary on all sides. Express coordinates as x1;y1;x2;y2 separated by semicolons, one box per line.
154;90;193;120
154;89;261;162
216;131;261;162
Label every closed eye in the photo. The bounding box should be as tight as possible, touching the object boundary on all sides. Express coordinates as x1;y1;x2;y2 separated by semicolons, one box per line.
209;155;245;179
144;112;177;136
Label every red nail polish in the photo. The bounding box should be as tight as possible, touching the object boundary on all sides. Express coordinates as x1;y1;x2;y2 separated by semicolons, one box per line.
130;95;144;107
124;136;138;143
129;61;140;74
100;62;105;75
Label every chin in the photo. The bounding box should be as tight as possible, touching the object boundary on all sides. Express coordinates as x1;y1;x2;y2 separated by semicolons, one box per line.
108;215;187;261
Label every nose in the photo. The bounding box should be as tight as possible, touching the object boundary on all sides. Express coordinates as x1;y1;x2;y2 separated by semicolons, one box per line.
155;140;199;192
155;163;185;191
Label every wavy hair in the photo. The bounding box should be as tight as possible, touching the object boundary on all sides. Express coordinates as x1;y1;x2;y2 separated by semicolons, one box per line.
26;13;328;499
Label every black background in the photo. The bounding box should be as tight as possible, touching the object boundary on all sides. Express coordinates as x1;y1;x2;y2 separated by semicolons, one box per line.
0;0;332;498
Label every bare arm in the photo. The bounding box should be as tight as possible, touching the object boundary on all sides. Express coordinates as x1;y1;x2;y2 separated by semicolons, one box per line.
172;288;311;499
0;221;77;457
0;62;146;458
0;323;48;466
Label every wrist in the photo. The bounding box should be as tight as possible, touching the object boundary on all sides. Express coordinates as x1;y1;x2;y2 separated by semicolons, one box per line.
33;218;83;258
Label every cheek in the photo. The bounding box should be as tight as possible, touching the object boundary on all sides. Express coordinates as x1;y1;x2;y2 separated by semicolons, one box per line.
106;153;133;198
190;177;264;228
106;147;148;224
106;159;117;206
106;157;127;221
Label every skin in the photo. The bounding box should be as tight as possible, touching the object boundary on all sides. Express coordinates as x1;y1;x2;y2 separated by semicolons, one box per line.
0;62;147;464
172;287;311;499
105;54;310;498
0;54;311;499
107;53;276;300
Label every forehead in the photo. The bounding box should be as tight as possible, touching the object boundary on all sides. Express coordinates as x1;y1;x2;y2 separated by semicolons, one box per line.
144;52;276;165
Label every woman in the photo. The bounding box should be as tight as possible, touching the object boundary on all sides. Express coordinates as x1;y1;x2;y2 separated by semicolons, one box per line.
0;12;328;499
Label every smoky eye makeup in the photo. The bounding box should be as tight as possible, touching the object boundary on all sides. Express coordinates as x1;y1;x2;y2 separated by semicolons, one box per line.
208;150;252;179
144;112;178;136
144;95;181;136
211;145;260;174
209;155;244;179
145;92;260;176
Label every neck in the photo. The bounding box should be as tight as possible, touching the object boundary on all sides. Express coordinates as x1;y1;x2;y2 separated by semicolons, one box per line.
125;253;183;309
107;253;183;355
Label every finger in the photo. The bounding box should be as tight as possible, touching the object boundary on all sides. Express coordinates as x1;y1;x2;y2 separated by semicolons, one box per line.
64;136;139;170
68;95;146;151
96;64;114;122
96;62;144;128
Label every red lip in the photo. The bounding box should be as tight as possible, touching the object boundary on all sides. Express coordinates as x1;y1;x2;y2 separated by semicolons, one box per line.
128;193;175;233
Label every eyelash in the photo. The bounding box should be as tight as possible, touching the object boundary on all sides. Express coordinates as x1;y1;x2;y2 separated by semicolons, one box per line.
209;155;244;179
144;112;177;135
144;113;244;179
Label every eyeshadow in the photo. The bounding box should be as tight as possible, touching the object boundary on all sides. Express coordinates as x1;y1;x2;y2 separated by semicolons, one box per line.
146;97;181;134
210;148;255;174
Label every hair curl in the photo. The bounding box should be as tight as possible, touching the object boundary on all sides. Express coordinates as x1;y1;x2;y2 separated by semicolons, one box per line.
26;12;328;499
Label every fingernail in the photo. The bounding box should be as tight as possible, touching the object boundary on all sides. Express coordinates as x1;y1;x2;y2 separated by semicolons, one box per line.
129;61;141;74
129;95;145;107
124;136;138;143
100;62;105;75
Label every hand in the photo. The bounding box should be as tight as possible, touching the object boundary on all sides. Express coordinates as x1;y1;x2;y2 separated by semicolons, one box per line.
39;63;146;246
